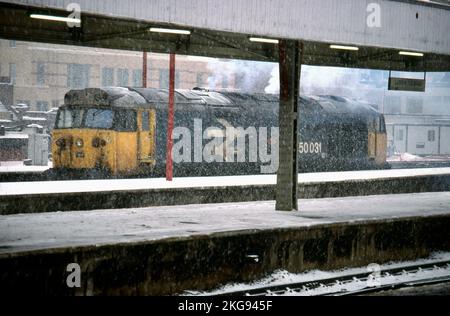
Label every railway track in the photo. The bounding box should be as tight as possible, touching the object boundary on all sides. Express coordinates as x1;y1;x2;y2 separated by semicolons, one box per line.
216;259;450;296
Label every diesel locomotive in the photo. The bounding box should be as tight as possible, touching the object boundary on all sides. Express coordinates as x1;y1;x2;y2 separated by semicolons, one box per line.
51;87;387;177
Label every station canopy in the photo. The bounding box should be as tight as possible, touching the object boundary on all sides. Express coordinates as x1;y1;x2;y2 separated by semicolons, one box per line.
0;0;450;72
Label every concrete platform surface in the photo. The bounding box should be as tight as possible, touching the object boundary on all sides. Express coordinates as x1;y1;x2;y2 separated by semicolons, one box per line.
2;191;450;255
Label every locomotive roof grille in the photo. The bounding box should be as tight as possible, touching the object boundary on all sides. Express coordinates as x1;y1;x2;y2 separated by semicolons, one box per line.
63;86;381;116
64;87;147;108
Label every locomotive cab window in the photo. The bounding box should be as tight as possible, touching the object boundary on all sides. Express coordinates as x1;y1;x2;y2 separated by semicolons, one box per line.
114;109;137;132
85;108;114;129
55;107;84;129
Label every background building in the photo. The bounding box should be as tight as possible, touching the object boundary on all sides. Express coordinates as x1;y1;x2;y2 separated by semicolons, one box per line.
0;39;234;111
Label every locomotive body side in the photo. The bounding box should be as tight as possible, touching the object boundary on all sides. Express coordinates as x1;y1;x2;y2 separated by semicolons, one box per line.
51;87;388;178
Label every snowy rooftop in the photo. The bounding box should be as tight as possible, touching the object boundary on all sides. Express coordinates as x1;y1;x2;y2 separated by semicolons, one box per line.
26;124;43;129
1;191;450;255
0;132;28;140
21;116;47;121
1;167;450;196
0;161;51;172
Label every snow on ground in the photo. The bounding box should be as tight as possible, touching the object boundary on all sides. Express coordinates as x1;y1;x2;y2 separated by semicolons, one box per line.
2;167;450;196
0;160;52;172
0;133;28;139
1;191;450;254
190;252;450;296
388;153;450;162
388;153;424;162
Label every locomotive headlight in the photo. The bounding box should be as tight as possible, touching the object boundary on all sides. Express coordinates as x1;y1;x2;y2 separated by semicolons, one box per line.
75;138;84;147
55;138;66;148
92;137;107;148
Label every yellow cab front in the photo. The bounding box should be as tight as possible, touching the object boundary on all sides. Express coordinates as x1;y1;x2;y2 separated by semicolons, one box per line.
52;106;139;175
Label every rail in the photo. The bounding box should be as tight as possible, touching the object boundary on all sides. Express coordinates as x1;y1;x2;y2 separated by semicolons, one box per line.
215;260;450;296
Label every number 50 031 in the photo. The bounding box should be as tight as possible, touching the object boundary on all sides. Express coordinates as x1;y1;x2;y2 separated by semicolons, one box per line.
299;142;322;154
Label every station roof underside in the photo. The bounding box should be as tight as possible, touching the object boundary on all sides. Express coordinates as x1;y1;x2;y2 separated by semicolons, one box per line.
1;0;450;72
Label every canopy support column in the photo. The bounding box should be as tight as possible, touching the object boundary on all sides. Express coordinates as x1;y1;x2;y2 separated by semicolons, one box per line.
276;40;302;211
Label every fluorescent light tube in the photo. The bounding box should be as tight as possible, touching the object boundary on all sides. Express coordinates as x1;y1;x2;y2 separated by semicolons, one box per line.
399;51;424;57
330;44;359;51
149;27;191;35
249;37;279;44
30;14;81;24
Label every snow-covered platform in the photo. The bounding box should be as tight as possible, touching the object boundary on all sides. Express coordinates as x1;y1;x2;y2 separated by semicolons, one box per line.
1;168;450;214
3;167;450;195
1;192;450;295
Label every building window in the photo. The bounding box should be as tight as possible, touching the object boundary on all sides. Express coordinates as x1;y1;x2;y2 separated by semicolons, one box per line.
235;73;245;88
102;67;114;86
222;76;229;89
67;64;90;89
159;69;168;89
117;69;129;86
406;97;423;114
428;130;435;142
37;63;45;85
132;69;142;87
159;69;180;89
416;142;425;149
52;100;60;109
196;73;205;87
175;71;180;89
384;96;401;114
427;96;442;106
9;63;16;85
9;40;16;48
36;101;49;111
396;129;404;141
